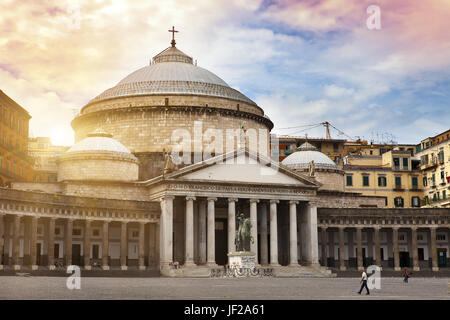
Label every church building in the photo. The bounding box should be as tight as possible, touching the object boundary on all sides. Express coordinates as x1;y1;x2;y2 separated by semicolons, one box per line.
0;31;448;276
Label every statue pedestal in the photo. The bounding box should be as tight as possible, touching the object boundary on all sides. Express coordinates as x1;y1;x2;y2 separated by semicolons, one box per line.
228;251;256;269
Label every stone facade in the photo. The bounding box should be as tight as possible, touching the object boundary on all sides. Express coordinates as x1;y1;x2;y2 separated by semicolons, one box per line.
58;152;139;182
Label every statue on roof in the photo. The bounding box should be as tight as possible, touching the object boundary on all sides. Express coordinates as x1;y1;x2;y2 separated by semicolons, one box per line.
309;160;315;177
163;148;179;175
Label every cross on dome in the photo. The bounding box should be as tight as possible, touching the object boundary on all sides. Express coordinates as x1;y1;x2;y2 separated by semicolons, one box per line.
168;26;179;47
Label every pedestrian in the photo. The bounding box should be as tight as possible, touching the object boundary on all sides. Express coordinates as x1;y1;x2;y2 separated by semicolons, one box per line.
403;268;409;283
357;269;370;295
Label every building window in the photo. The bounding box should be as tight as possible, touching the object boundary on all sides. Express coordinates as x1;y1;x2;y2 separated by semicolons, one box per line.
394;197;404;208
378;176;387;187
73;228;82;236
436;234;446;241
402;157;408;169
395;176;402;188
132;230;139;238
411;196;420;207
55;227;61;235
333;143;339;152
393;157;400;170
443;190;447;199
398;234;405;241
362;175;369;186
412;176;418;188
346;175;353;186
92;229;100;237
441;170;445;183
54;244;60;259
418;248;425;261
92;245;100;259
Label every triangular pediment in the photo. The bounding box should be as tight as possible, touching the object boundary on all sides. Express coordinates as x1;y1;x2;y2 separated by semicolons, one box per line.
144;148;320;188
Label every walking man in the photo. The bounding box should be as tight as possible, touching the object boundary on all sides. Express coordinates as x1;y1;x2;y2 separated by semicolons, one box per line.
358;269;370;295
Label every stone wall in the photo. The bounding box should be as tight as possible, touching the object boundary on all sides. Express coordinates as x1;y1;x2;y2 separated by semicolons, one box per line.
81;94;264;117
62;181;148;201
315;191;386;208
58;157;139;182
71;107;272;154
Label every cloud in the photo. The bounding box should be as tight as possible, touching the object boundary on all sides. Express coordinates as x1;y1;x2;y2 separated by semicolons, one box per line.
0;0;449;145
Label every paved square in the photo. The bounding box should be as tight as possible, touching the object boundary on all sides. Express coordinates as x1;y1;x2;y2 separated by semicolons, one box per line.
0;276;448;300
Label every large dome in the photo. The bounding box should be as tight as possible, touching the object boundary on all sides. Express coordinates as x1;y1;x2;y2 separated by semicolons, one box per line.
88;46;256;106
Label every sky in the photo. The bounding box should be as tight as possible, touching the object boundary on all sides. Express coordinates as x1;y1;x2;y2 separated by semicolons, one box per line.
0;0;449;146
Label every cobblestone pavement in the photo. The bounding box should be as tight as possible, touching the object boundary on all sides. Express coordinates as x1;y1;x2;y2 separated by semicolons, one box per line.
0;276;448;300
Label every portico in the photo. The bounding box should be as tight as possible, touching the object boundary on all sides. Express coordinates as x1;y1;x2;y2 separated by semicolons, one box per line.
145;149;329;277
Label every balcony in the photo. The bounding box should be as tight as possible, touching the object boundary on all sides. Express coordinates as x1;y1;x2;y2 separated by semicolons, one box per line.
393;185;404;191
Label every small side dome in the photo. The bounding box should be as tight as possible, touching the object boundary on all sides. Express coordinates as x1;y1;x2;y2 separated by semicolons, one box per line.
58;130;139;182
282;141;344;192
282;142;340;170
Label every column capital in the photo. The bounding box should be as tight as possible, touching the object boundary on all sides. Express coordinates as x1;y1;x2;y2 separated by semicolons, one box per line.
160;195;175;202
269;199;279;204
139;221;147;226
321;226;328;231
289;200;299;205
207;197;218;202
410;226;418;231
429;225;438;230
120;220;130;225
186;196;196;201
249;198;260;203
103;219;112;224
338;225;346;230
227;198;238;203
392;226;400;230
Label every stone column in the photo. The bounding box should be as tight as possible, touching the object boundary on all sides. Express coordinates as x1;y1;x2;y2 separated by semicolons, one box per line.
30;216;38;270
102;220;110;270
3;218;9;266
289;200;299;266
65;219;73;266
338;227;346;271
159;196;174;272
139;222;146;270
0;214;4;269
12;215;21;270
356;227;363;271
84;219;91;269
23;217;30;266
155;222;160;267
184;196;196;266
148;223;156;267
393;227;400;271
374;226;382;269
249;199;259;263
321;227;328;267
198;200;207;265
120;221;128;270
227;198;237;253
269;200;280;266
430;227;439;271
300;204;319;266
259;202;268;266
411;227;420;271
207;197;217;267
47;218;56;270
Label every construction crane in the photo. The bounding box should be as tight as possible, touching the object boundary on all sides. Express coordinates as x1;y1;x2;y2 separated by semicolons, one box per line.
278;121;357;141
